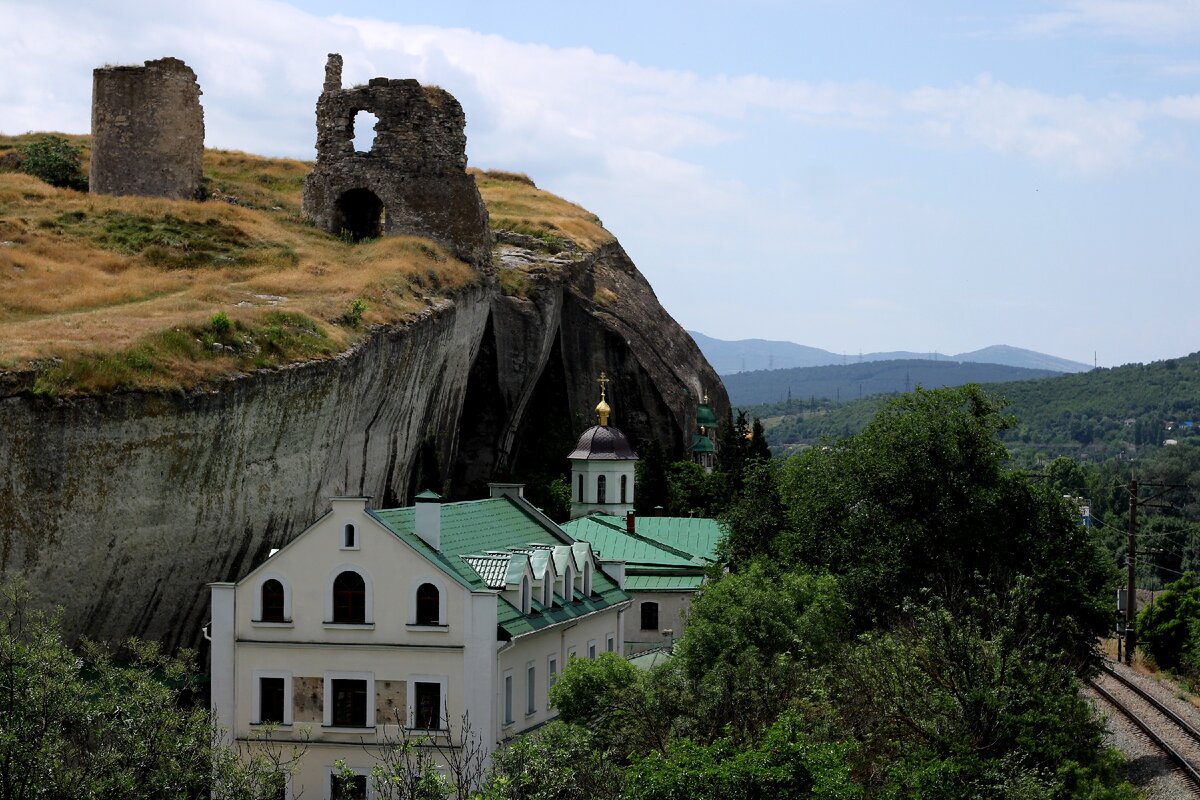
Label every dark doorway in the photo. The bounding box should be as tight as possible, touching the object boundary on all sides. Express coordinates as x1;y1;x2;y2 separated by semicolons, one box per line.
335;188;384;241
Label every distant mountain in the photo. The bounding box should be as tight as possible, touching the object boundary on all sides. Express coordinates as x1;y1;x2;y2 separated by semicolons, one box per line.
723;359;1063;406
689;332;1091;375
749;352;1200;463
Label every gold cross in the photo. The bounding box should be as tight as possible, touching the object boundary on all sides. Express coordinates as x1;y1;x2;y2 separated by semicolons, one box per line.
597;371;610;397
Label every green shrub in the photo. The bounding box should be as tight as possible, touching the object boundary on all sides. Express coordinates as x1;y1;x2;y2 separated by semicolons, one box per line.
18;136;87;190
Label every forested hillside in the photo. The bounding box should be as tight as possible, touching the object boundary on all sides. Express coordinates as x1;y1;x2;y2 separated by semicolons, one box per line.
751;352;1200;463
724;358;1060;406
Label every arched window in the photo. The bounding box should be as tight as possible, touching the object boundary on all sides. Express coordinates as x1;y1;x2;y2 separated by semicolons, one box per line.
620;474;627;504
578;474;584;502
343;523;356;548
332;571;366;623
261;579;285;622
416;583;440;625
563;565;575;602
583;561;593;597
597;475;607;504
520;577;531;614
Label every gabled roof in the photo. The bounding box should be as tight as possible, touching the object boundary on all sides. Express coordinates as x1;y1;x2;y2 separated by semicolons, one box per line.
370;496;629;639
563;513;725;594
564;514;723;564
561;516;699;567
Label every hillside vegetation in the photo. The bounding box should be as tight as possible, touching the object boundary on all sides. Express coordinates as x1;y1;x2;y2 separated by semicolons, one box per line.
723;358;1060;406
750;352;1200;463
0;133;612;395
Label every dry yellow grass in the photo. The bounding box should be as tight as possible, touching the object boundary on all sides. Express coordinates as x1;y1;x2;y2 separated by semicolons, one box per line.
471;168;614;251
0;136;612;393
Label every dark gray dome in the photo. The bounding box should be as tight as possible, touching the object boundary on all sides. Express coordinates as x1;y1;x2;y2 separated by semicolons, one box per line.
567;425;638;460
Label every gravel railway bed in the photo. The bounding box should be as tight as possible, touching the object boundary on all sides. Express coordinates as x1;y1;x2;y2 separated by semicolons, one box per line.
1088;660;1200;799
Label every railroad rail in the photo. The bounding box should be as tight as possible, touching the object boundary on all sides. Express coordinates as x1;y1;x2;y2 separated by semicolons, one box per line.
1089;663;1200;791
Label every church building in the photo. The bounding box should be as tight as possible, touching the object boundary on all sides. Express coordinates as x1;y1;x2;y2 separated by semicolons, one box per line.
209;483;629;798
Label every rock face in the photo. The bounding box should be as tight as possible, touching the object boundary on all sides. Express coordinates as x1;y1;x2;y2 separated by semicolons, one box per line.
90;57;205;199
0;234;726;651
301;54;492;266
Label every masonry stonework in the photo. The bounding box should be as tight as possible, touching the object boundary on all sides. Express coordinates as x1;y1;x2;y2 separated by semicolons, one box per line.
301;54;492;266
89;57;205;200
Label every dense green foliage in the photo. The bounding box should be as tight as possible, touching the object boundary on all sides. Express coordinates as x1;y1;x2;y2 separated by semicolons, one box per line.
486;386;1132;799
724;359;1060;406
0;581;301;800
17;135;87;190
1136;573;1200;673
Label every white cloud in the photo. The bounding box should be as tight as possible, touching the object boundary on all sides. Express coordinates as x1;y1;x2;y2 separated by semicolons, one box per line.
901;76;1147;172
1161;95;1200;120
1016;0;1200;40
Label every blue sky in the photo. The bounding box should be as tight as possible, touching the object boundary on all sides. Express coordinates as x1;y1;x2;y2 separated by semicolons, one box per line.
3;0;1199;366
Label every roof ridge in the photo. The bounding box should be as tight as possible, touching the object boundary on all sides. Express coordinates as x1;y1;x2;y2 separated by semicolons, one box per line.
581;515;701;562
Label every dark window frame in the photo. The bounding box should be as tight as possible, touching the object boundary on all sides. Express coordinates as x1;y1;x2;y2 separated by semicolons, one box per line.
332;773;367;800
415;583;440;625
332;571;366;624
330;678;368;727
413;681;442;730
260;579;286;622
597;474;607;504
640;601;659;631
259;676;285;724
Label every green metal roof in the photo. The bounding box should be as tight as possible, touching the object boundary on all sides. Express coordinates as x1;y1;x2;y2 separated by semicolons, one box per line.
628;648;674;670
369;497;629;639
573;514;724;563
696;403;718;428
562;516;699;567
624;574;705;592
691;434;715;453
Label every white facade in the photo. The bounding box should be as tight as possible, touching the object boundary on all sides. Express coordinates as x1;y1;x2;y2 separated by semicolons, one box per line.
569;458;636;519
210;493;628;799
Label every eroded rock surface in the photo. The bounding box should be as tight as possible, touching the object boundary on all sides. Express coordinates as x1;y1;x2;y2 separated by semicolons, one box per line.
0;233;725;650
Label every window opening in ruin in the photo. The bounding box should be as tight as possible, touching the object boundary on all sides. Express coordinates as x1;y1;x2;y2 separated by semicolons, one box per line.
352;110;379;154
334;188;384;242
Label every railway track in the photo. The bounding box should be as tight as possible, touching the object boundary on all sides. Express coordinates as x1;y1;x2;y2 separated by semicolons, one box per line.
1090;663;1200;793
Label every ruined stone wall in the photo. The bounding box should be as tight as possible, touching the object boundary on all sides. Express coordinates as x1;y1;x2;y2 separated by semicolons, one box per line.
301;54;492;266
90;57;205;200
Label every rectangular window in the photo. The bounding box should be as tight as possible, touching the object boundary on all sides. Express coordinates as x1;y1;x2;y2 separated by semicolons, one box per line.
587;640;597;659
331;773;367;800
606;633;615;653
259;677;285;724
567;646;577;661
504;672;514;725
331;679;368;727
526;663;536;715
548;655;558;690
641;601;660;631
413;681;442;730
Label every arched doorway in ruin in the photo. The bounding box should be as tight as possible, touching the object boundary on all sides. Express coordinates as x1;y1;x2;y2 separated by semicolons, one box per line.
334;188;384;241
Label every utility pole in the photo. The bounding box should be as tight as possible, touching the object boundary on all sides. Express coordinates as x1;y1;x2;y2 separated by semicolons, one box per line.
1125;475;1137;666
1124;476;1187;665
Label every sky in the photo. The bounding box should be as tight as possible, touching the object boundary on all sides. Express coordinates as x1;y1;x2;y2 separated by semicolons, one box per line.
3;1;1199;367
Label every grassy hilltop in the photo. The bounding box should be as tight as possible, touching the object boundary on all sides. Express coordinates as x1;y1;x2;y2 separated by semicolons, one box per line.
0;133;612;395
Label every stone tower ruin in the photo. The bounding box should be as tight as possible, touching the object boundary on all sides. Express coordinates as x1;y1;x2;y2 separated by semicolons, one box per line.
90;57;205;200
301;54;492;266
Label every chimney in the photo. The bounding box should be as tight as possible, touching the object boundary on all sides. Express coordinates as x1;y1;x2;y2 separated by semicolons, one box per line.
626;510;636;534
414;490;441;551
488;482;525;500
654;505;665;518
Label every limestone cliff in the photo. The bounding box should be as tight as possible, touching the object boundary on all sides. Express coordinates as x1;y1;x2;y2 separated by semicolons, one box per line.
0;230;726;650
